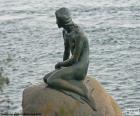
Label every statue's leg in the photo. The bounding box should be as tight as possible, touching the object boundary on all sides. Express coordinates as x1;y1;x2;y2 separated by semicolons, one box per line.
43;69;59;84
47;67;86;97
48;77;85;97
47;67;97;111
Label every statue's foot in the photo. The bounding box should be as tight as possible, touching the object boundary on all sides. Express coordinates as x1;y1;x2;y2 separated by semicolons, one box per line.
80;95;97;111
69;81;97;111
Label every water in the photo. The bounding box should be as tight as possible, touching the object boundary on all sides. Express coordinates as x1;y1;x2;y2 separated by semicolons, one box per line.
0;0;140;114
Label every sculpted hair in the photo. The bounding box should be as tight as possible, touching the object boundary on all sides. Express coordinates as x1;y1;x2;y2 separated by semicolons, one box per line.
55;7;73;25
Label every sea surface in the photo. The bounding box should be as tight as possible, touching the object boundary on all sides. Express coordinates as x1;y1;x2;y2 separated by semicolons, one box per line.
0;0;140;115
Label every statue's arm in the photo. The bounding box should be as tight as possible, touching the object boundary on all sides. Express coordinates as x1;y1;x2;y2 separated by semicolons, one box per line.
60;36;83;67
63;31;70;61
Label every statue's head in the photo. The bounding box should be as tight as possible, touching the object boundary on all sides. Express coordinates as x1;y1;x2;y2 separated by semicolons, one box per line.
55;7;73;28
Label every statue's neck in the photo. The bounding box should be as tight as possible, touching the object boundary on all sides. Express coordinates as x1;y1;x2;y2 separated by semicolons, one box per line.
64;24;77;33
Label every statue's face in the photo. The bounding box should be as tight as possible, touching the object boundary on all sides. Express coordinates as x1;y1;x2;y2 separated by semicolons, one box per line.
56;18;63;28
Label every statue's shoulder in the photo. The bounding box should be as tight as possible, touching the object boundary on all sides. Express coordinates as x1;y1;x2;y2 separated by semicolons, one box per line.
73;25;82;34
62;25;87;41
73;25;87;39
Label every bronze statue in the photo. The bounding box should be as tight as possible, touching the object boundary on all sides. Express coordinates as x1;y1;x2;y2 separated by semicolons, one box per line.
43;7;97;111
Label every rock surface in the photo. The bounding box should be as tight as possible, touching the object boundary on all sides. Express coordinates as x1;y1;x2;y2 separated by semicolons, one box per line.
22;76;123;116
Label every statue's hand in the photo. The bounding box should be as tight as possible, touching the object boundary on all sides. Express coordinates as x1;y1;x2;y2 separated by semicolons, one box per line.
55;62;63;69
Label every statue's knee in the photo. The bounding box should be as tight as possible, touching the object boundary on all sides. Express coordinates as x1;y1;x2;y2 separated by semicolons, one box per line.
43;76;47;83
47;78;58;86
47;78;53;85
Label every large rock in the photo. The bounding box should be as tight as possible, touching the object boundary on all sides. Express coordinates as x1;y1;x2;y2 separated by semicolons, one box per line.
22;76;123;116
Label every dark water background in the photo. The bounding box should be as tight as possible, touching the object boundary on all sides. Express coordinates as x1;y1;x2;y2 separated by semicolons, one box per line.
0;0;140;114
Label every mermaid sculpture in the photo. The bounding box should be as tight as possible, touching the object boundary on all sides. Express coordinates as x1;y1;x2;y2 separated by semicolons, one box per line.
43;7;97;111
